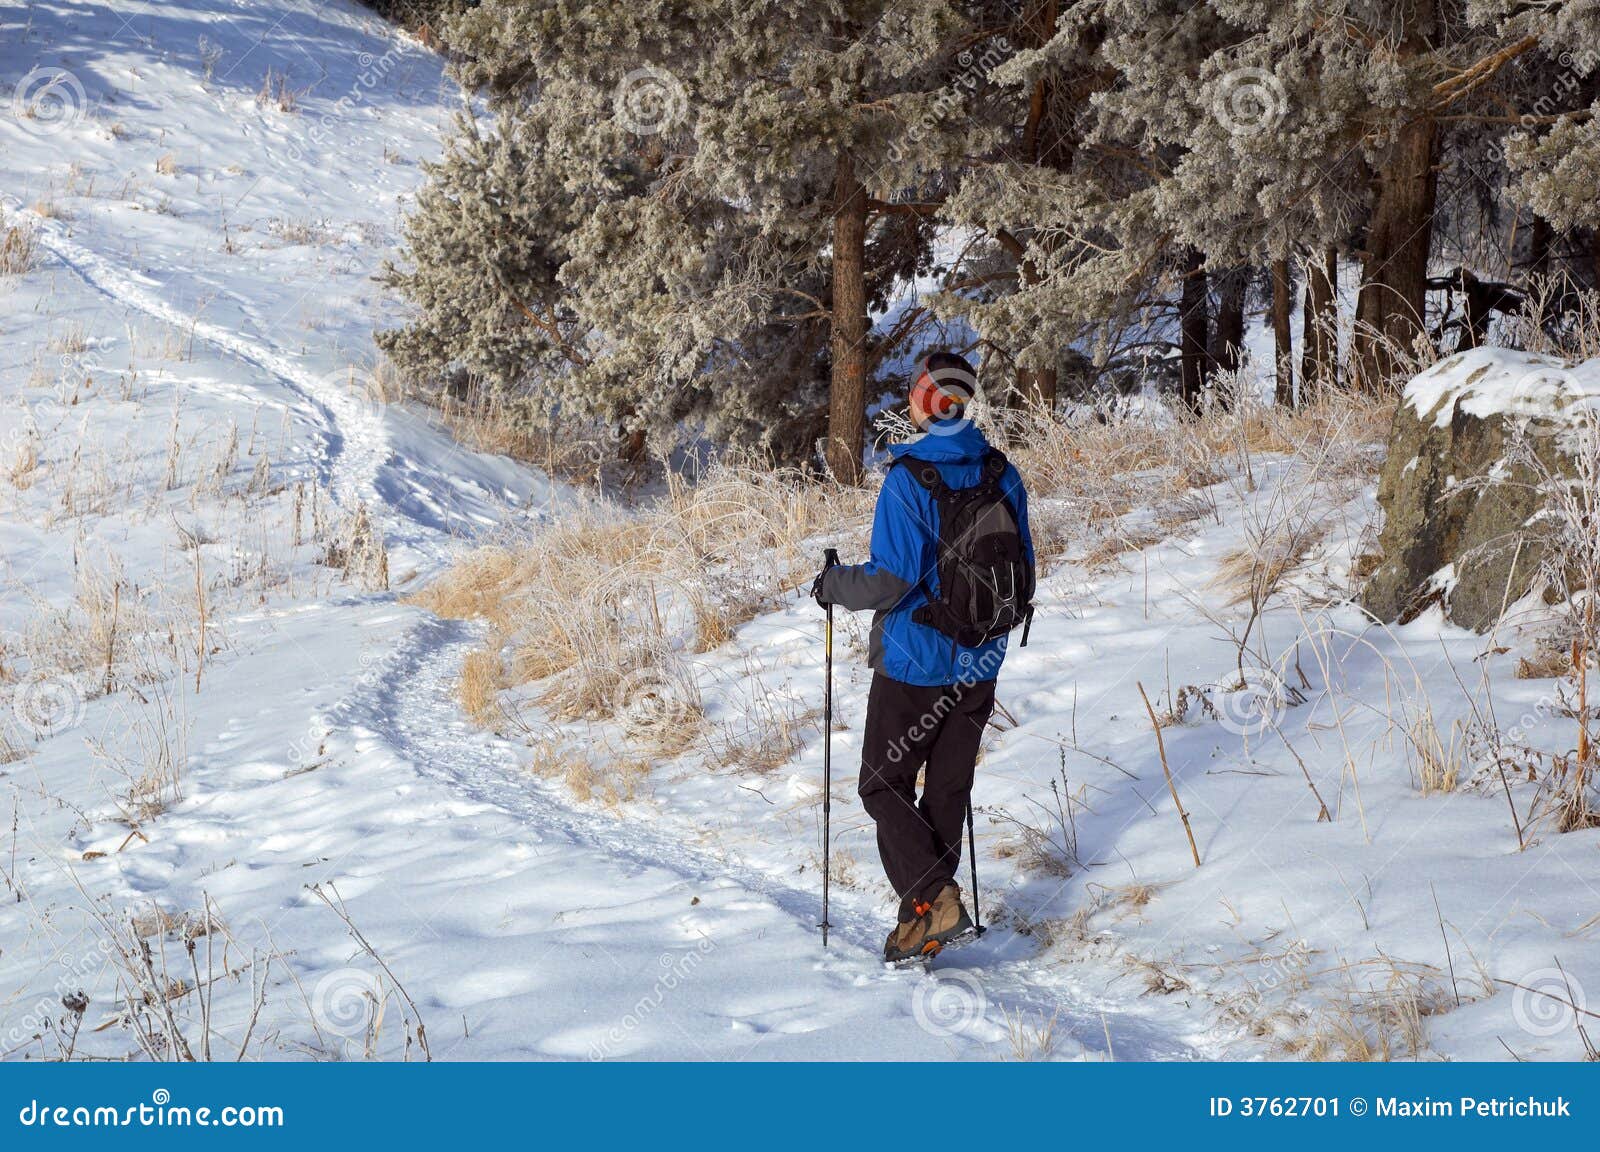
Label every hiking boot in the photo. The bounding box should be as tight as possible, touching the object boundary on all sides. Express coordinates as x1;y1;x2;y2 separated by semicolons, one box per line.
923;883;975;949
883;915;933;963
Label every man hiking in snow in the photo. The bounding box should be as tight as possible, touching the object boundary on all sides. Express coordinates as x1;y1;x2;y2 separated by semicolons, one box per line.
813;352;1034;962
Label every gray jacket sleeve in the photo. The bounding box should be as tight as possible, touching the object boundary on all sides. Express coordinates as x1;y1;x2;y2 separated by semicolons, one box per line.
820;563;911;613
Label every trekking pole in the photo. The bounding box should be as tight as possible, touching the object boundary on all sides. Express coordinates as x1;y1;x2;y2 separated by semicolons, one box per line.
966;798;985;936
820;547;839;948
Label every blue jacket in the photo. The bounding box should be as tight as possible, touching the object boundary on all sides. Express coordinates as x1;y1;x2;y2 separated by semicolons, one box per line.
821;421;1032;687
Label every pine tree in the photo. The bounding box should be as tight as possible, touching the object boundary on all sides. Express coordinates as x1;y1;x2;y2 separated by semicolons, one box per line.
381;1;999;476
378;0;1600;454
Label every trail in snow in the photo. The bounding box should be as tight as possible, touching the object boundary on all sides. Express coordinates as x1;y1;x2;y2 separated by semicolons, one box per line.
5;194;394;532
13;195;1216;1058
7;190;539;579
354;614;1211;1059
0;0;1218;1057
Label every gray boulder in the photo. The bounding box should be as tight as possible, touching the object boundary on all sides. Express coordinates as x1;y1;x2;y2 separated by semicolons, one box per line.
1361;349;1600;631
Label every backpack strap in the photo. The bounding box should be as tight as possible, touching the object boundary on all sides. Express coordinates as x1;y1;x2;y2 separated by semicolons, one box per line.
894;457;952;500
896;452;1009;497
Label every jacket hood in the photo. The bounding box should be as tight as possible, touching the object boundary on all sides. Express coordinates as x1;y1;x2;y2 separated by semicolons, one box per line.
888;420;992;463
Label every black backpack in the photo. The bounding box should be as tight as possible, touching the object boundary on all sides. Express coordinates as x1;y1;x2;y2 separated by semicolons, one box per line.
898;449;1035;649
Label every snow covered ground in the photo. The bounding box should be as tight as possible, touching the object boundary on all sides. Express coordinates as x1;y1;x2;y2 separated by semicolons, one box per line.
2;0;1597;1063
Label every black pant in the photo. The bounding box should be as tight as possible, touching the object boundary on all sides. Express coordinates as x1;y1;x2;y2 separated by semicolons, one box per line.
858;672;997;923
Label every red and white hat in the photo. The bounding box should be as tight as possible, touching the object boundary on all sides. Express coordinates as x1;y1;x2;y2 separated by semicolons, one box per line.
910;351;977;426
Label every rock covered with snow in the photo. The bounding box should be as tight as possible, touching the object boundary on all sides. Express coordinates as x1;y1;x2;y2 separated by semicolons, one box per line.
1362;348;1600;629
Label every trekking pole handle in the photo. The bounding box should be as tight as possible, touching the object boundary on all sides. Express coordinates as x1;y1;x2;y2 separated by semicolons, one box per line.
823;547;839;571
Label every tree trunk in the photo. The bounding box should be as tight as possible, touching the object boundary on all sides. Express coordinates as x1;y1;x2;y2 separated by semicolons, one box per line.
827;152;868;485
1179;247;1209;412
1272;258;1293;407
1353;111;1439;393
1011;0;1065;411
1210;267;1247;376
1020;0;1065;171
1016;363;1058;410
1529;213;1553;280
1300;247;1337;399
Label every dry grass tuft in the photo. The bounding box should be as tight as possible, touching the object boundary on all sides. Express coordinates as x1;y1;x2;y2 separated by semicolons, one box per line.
526;737;651;807
1213;524;1323;608
0;215;39;276
256;67;306;113
458;649;502;726
416;454;870;759
1293;958;1459;1061
319;503;389;591
1003;1008;1060;1061
7;432;42;490
710;677;820;773
1408;706;1464;796
49;322;90;355
1080;525;1163;572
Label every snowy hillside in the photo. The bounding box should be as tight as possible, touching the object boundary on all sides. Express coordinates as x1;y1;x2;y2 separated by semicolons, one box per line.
3;0;1598;1064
